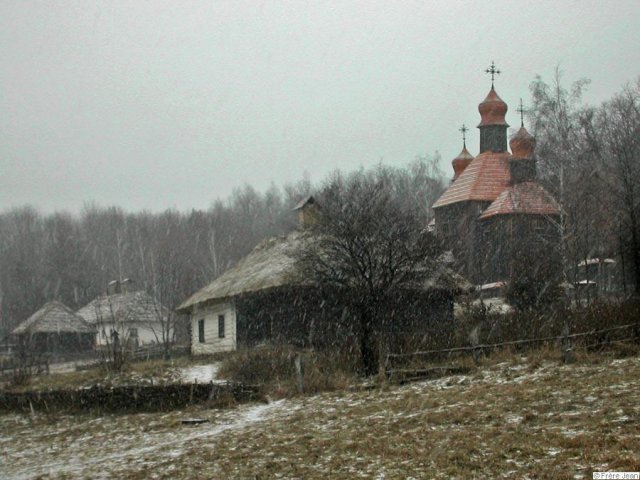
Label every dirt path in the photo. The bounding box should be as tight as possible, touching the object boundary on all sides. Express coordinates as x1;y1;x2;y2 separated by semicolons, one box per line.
0;399;294;479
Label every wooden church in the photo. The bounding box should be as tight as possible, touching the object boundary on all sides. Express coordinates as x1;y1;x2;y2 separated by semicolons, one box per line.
432;63;561;287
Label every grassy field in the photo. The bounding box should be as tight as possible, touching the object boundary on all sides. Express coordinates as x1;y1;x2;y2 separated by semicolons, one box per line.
1;350;638;479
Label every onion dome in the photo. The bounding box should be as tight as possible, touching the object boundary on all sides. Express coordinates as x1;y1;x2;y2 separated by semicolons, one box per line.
452;147;474;180
477;88;509;127
509;126;535;158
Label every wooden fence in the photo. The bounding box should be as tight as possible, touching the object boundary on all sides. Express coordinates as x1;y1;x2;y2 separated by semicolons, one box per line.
130;344;189;361
0;355;50;377
385;322;640;382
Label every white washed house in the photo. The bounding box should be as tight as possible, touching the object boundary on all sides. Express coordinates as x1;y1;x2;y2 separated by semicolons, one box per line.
76;280;171;347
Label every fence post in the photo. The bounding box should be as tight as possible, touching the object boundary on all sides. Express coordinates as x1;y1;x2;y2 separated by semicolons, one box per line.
384;353;391;378
469;325;481;365
562;321;573;364
294;354;304;394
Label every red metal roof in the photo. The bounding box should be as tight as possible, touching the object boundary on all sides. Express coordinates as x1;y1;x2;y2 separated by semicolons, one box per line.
433;151;511;208
478;181;561;220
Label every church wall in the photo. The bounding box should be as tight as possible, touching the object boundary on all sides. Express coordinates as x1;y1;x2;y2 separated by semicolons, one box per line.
434;201;490;282
476;214;561;285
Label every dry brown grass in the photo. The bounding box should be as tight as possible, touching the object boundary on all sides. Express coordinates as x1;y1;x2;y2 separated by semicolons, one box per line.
180;354;640;479
2;351;638;479
218;345;360;398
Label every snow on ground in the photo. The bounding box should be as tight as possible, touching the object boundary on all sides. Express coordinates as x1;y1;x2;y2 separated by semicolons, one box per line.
0;399;298;480
47;359;97;374
177;363;223;384
2;355;639;478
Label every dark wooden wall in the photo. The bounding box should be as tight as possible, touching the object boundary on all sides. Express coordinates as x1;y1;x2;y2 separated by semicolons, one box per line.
234;287;455;351
434;201;490;281
476;214;561;284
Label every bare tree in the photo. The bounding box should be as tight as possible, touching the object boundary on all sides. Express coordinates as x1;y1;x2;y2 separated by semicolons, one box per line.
529;69;593;282
596;79;640;294
93;297;134;372
144;217;184;359
297;166;443;375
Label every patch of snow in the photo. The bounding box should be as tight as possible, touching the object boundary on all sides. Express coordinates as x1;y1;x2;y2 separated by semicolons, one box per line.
614;415;632;423
505;414;523;424
178;363;223;384
48;359;97;374
560;428;584;438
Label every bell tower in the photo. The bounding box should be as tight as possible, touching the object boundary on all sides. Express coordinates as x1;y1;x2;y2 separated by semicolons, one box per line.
477;61;509;153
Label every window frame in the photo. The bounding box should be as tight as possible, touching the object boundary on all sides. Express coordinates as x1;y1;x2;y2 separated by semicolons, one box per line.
218;314;225;338
198;318;205;343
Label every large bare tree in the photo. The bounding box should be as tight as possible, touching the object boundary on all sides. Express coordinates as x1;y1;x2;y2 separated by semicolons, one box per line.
297;166;443;375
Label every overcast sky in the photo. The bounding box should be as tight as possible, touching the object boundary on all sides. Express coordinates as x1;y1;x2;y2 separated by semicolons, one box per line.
1;0;638;213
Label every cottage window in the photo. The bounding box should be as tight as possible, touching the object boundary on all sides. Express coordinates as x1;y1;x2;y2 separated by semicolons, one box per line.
218;315;225;338
198;319;205;343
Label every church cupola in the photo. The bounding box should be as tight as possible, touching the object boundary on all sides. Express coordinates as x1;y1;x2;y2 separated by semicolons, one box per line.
477;61;509;153
510;126;535;159
509;98;537;183
452;124;474;181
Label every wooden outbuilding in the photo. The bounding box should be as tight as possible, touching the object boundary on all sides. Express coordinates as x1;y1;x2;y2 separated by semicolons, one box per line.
12;301;95;354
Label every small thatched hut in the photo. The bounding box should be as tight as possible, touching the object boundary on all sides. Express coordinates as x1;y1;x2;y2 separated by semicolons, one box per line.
178;226;467;356
12;301;95;354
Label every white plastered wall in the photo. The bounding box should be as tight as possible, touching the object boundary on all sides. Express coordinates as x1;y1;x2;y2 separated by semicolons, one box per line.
190;300;236;355
95;321;168;346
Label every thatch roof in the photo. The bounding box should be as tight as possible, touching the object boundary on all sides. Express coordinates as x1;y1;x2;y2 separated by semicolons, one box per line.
178;230;312;312
76;291;167;326
178;230;470;313
12;301;95;335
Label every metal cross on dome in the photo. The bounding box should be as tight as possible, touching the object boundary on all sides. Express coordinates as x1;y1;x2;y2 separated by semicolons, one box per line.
459;124;469;148
516;98;526;127
485;61;501;88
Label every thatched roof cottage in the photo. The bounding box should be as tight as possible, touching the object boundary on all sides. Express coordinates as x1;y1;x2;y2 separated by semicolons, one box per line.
178;214;467;356
12;301;95;354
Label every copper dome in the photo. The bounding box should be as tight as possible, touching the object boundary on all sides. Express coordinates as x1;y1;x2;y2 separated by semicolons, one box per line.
477;88;509;127
452;147;474;180
509;126;536;158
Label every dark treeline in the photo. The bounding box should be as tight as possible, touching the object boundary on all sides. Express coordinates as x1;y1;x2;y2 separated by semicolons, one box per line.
0;156;445;336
